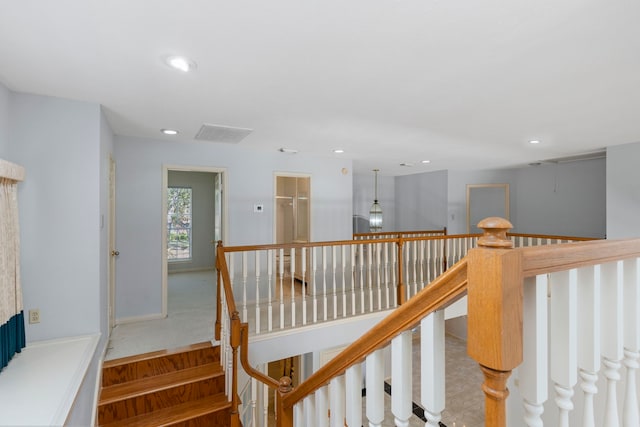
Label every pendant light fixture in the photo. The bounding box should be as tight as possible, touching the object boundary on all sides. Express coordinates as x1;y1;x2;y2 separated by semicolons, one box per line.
369;169;383;232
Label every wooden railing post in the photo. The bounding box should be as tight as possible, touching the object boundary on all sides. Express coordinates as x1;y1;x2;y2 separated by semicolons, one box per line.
215;241;223;341
276;376;294;427
467;217;523;427
230;311;242;427
396;237;406;305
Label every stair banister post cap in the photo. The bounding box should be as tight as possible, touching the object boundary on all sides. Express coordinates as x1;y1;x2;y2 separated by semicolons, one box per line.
278;376;292;393
477;217;513;248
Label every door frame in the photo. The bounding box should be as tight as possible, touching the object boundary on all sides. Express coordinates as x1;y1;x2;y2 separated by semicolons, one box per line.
273;172;312;244
161;164;228;318
108;156;116;330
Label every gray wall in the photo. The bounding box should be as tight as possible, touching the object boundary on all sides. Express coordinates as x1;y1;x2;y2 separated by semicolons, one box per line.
0;83;8;157
114;136;353;320
354;160;607;238
394;170;448;231
167;171;217;272
607;142;640;238
447;169;518;234
515;159;606;238
353;172;396;232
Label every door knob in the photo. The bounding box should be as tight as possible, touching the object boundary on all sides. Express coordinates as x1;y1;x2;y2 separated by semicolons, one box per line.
111;250;120;256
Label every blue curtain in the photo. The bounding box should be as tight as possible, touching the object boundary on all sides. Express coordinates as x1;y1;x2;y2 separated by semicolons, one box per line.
1;311;25;371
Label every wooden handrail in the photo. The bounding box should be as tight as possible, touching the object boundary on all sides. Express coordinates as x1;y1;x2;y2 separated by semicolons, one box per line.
353;227;447;239
278;258;468;414
507;231;599;241
520;238;640;277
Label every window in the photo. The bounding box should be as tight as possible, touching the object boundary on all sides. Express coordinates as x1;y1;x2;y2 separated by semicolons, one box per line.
167;187;192;261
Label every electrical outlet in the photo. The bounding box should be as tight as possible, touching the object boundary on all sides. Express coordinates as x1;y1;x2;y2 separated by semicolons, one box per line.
29;309;40;324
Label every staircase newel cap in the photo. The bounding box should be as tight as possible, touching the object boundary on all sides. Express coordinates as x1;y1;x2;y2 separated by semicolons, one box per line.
278;376;292;393
477;217;513;248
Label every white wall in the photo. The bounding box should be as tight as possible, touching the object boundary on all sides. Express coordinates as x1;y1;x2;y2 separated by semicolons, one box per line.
607;142;640;238
394;170;448;231
167;171;216;272
515;159;606;238
353;172;395;232
0;82;9;157
8;92;103;341
114;136;352;320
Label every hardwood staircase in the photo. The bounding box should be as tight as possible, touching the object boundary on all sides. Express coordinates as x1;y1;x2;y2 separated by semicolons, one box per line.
98;341;231;427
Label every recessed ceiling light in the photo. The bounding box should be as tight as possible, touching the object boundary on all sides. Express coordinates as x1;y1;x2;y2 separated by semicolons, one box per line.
421;160;431;164
529;140;540;144
333;149;345;154
165;55;197;72
161;128;179;135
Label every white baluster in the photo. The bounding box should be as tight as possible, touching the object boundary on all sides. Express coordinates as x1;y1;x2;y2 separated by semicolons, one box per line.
384;242;390;308
255;251;261;334
519;275;548;427
279;248;285;329
577;266;600;427
294;402;303;427
323;246;328;321
350;245;356;316
418;240;425;291
341;245;347;318
312;247;318;324
267;250;273;332
376;242;383;310
263;380;269;427
601;261;623;427
317;385;329;427
330;376;345;427
623;349;639;427
425;240;431;282
403;243;410;303
290;247;296;327
304;394;316;427
549;269;577;427
366;349;384;427
359;243;365;314
332;246;338;319
421;311;445;426
391;241;398;307
392;331;412;427
251;378;258;427
368;242;374;312
302;247;307;325
242;251;248;322
623;258;640;427
345;364;363;427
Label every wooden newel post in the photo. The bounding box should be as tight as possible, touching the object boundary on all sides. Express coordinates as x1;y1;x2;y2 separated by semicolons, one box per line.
467;217;523;427
275;376;293;427
230;311;241;427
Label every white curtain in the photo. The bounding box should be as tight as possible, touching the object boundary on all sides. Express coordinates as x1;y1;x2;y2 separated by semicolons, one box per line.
0;170;25;371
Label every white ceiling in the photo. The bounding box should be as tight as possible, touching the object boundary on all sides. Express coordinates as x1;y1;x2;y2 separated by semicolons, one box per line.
1;0;639;175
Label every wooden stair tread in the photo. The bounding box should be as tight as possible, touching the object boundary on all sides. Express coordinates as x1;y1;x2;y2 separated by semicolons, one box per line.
99;363;223;405
103;341;215;368
99;393;231;427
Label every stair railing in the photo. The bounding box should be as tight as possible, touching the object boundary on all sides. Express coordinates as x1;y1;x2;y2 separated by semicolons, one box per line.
214;226;607;426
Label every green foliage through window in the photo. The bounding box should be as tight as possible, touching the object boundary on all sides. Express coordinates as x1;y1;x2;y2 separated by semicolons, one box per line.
167;187;192;260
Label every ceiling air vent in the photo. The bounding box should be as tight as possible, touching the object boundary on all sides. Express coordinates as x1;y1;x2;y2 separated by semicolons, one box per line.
194;123;253;144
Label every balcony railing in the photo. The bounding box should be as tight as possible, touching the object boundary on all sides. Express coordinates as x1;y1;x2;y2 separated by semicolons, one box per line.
214;220;636;427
